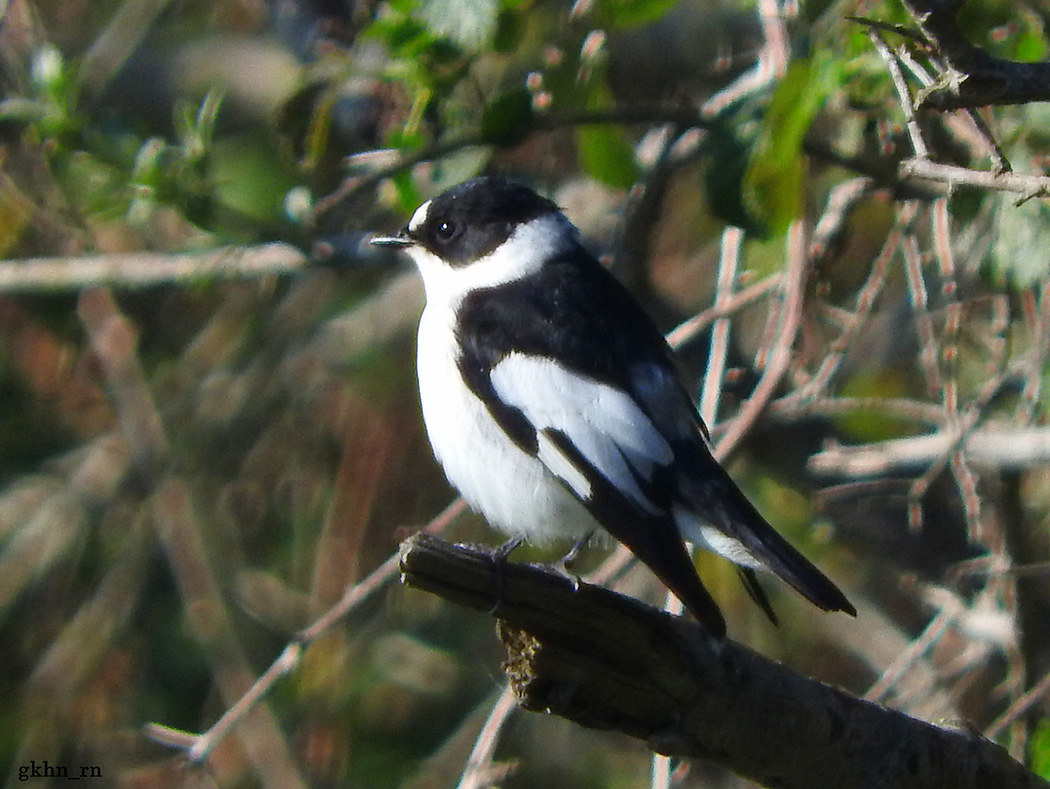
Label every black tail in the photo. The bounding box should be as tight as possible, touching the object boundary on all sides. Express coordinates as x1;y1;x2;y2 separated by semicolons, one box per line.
682;461;856;618
743;520;856;616
606;514;729;638
737;567;779;626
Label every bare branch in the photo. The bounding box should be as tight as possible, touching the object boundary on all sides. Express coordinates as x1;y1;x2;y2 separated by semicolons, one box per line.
699;226;743;425
867;25;930;158
809;178;875;264
457;686;519;789
664;273;780;349
987;669;1050;740
400;534;1047;789
900;159;1050;198
151;479;309;789
809;426;1050;477
864;607;955;703
145;497;468;763
716;220;807;456
900;0;1050;110
0;244;307;292
78;289;169;472
780;201;919;408
77;0;177;97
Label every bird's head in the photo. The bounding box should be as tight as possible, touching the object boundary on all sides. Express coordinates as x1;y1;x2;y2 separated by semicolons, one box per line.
371;177;577;296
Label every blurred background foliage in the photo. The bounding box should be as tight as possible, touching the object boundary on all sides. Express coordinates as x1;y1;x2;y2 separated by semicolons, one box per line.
2;0;1050;786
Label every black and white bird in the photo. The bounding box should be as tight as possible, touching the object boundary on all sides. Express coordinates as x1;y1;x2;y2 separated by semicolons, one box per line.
373;176;855;637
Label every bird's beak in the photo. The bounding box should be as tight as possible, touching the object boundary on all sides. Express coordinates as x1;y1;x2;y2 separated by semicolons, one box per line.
370;233;413;248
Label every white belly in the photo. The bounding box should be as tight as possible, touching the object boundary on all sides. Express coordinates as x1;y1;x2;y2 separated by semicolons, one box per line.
416;307;596;544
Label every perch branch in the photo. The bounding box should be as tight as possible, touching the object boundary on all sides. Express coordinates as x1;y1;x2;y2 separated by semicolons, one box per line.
399;533;1046;789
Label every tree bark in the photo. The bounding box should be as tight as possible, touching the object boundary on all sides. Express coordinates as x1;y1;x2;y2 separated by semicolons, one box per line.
399;533;1048;789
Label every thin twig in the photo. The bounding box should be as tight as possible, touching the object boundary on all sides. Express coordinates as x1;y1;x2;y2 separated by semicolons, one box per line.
717;220;808;458
780;201;919;408
1019;284;1050;424
700;0;790;116
145;497;467;762
931;198;956;298
78;289;169;473
773;395;947;427
700;226;743;426
905;362;1020;531
457;687;519;789
866;26;929;159
77;0;176;97
901;233;942;400
900;158;1050;198
316;105;720;223
664;274;780;349
809;178;874;264
900;0;1050;110
152;479;310;789
864;607;955;703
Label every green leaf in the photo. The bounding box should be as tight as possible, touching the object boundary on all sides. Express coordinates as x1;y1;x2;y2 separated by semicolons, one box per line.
1029;719;1050;780
595;0;682;28
210;135;298;223
575;82;637;189
743;52;838;236
421;0;499;51
386;126;427;152
1014;28;1048;62
374;15;431;53
391;170;423;215
577;124;637;188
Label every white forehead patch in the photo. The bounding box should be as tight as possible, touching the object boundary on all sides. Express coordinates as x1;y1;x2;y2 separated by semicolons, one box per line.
408;199;432;233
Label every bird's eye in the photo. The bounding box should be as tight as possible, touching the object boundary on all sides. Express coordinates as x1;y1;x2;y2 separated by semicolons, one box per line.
435;220;458;242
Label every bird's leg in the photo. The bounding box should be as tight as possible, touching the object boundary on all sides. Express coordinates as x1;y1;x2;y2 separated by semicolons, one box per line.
551;531;594;591
492;536;524;561
487;536;524;615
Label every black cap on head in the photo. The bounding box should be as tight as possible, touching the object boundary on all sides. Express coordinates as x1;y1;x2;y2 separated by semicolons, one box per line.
406;177;560;266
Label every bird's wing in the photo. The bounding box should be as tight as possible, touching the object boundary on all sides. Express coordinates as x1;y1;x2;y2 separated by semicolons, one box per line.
487;352;727;636
490;352;673;513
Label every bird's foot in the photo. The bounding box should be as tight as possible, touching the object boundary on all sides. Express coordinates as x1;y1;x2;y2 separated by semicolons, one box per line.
549;532;594;592
492;536;524;562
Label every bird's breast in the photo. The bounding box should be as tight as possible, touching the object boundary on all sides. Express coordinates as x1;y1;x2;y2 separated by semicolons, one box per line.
415;305;594;543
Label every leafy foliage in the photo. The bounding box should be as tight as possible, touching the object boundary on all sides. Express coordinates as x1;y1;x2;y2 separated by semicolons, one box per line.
743;52;838;236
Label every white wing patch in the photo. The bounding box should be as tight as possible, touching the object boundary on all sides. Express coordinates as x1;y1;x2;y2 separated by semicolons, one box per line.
537;432;592;500
489;353;673;514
